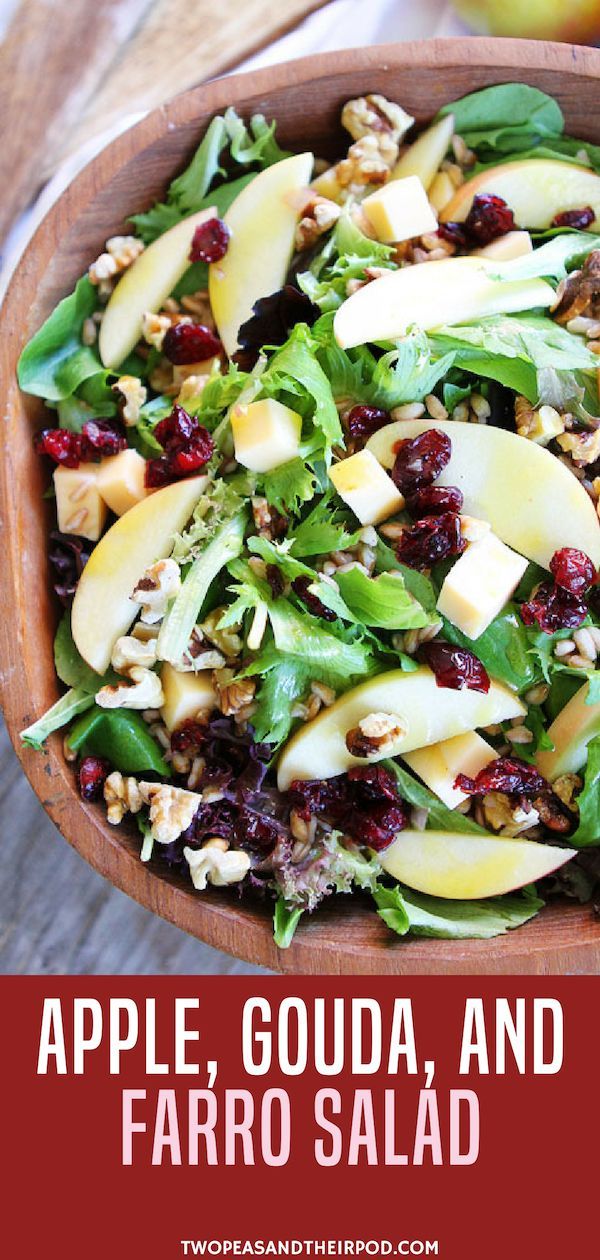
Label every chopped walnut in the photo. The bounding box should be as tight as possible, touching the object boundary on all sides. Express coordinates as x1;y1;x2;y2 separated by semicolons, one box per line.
515;395;565;444
89;235;144;291
103;771;144;826
295;193;341;250
180;289;214;324
112;375;147;426
214;670;256;717
251;496;287;541
201;607;243;658
291;680;336;722
132;558;181;624
345;711;408;758
141;310;171;351
336;134;392;192
174;626;226;672
482;792;540;837
553;250;600;324
341;94;414;147
552;774;582;809
345;265;391;297
533;792;574;834
111;635;158;674
184;839;251;890
140;783;201;844
557;428;600;466
177;373;213;405
96;666;164;711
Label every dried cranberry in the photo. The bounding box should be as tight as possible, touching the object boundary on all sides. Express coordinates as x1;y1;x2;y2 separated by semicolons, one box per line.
347;764;400;803
163;321;222;364
549;547;596;595
349;801;408;851
234;806;281;855
77;756;111;801
346;405;391;439
34;428;84;467
82;419;127;456
48;531;90;605
154;402;197;448
146;403;214;486
266;564;286;598
520;580;588;633
189;217;230;263
406;484;463;518
234;285;320;371
437;222;469;250
171;719;208;753
395;512;466;571
455;756;547;799
420;640;490;693
292;575;337;621
552;206;595;230
392;428;452;494
289;777;348;822
464;194;516;246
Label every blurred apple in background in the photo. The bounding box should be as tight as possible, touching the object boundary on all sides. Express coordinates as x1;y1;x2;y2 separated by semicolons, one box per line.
452;0;600;42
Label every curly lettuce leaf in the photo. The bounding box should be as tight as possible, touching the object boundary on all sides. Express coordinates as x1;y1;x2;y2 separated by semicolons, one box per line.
17;277;101;402
262;457;318;517
335;567;431;631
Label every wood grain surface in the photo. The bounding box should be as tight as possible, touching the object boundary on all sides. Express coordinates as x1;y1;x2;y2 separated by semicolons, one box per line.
1;38;600;974
0;0;330;245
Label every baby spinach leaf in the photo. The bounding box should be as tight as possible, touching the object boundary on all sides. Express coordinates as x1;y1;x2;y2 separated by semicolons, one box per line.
20;689;95;750
66;706;170;775
442;609;538;692
438;84;563;159
372;881;543;940
54;612;117;692
384;761;487;835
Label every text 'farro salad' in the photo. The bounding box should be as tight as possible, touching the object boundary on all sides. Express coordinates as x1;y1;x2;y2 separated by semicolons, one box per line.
18;83;600;948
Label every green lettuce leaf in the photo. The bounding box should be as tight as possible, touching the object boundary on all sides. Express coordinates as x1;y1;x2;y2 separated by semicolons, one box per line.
437;84;564;159
442;609;538;692
158;510;246;663
273;898;304;948
335;567;431;630
17;277;101;401
20;688;95;750
384;760;487;835
54;612;117;692
372;881;543;939
262;324;343;449
570;737;600;847
289;490;359;557
262;457;317;517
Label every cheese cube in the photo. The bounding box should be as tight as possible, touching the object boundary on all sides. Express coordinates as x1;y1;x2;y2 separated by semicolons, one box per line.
475;230;533;262
311;165;344;204
160;662;217;732
97;448;149;516
54;463;107;541
429;171;455;215
362;175;438;244
437;531;528;640
231;398;302;473
329;449;404;526
403;732;497;809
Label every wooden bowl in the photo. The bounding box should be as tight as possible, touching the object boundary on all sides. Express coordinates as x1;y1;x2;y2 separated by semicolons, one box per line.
2;37;600;974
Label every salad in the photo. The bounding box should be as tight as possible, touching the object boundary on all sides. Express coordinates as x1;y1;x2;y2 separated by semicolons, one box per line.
17;82;600;950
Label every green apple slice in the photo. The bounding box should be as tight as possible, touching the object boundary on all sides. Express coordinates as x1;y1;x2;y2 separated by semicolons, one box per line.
71;475;209;673
536;681;600;779
333;256;554;349
390;113;455;191
366;418;600;569
440;158;600;229
276;665;524;790
381;830;574;899
99;208;217;369
209;152;314;357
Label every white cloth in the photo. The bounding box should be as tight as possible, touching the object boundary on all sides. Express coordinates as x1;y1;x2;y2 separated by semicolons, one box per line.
0;0;464;297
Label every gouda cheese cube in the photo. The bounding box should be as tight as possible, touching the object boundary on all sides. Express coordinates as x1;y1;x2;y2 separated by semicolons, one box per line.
329;449;404;526
231;398;302;473
97;448;149;516
54;463;107;542
403;732;497;809
437;532;528;640
160;662;217;732
362;175;438;244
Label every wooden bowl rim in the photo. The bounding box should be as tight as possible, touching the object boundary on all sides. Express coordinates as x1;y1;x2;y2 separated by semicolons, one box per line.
2;36;600;974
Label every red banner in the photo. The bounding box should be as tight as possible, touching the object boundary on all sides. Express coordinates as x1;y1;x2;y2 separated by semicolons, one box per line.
2;976;597;1259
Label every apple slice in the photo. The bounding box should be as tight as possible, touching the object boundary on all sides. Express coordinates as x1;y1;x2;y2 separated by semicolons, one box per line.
71;475;208;673
536;681;600;779
474;230;533;261
381;830;574;899
333;256;554;349
276;666;524;790
209;152;314;357
99;208;217;369
366;418;600;569
390;114;455;191
440;158;600;229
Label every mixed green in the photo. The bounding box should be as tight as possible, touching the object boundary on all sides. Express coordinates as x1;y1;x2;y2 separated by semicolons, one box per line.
17;84;600;950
